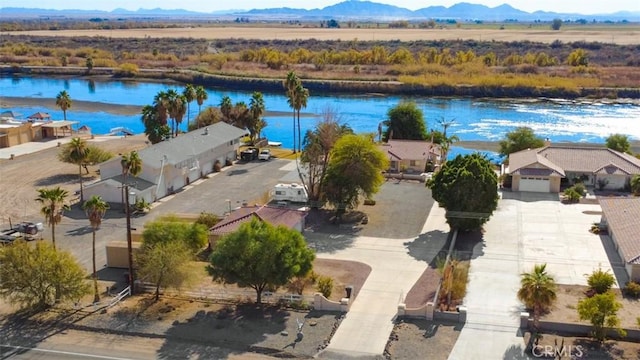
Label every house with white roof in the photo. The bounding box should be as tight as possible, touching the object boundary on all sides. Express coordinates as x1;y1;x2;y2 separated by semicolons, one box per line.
85;122;247;204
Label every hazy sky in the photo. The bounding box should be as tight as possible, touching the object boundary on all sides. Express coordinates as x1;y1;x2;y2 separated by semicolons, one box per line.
2;1;638;14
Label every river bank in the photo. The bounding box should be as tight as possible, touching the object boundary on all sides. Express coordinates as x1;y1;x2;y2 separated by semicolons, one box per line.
3;66;640;101
0;96;301;118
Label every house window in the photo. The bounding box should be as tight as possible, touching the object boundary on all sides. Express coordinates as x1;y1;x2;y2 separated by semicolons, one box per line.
410;160;418;167
390;161;398;169
275;191;284;195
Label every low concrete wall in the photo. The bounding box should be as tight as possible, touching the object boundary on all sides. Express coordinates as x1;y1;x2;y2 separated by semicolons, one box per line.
521;312;640;341
398;302;466;324
313;293;349;312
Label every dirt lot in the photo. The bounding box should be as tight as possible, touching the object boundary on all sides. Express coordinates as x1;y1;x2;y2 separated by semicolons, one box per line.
0;135;149;224
386;320;462;360
542;285;640;329
14;27;640;45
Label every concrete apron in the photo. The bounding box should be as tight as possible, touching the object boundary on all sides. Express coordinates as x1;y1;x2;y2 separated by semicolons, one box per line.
319;204;449;358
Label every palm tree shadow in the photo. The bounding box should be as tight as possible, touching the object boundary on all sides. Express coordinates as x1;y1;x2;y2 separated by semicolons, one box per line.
34;173;79;187
502;343;532;360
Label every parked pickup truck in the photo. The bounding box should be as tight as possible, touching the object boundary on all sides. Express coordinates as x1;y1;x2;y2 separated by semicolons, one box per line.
0;222;44;244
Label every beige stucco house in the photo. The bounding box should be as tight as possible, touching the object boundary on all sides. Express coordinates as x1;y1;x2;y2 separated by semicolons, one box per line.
508;146;640;193
85;122;247;204
378;139;441;174
599;197;640;281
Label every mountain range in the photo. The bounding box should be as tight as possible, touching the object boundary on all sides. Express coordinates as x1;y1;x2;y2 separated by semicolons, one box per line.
1;1;638;22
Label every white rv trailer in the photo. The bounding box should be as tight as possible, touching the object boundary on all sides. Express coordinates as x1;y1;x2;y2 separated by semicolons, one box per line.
272;183;308;203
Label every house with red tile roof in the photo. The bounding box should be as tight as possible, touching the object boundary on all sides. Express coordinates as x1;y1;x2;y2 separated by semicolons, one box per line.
599;197;640;281
378;139;440;174
508;145;640;193
209;205;308;247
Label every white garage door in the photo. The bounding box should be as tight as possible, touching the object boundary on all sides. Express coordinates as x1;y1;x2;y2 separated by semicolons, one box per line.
519;177;550;192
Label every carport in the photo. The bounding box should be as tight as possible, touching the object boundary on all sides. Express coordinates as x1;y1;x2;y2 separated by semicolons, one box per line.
42;120;78;138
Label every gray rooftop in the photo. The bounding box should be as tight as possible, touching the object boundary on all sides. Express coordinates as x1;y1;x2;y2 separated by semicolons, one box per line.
138;122;247;166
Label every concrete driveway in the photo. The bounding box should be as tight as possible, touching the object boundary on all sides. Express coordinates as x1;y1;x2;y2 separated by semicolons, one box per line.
505;192;617;286
449;191;618;359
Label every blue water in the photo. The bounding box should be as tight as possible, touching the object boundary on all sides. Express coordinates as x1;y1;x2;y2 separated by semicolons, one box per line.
2;76;639;161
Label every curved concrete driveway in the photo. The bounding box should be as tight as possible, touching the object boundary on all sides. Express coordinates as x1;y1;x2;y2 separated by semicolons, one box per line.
313;203;449;359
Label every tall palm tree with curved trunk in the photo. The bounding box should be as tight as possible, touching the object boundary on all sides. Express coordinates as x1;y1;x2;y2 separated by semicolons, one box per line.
195;86;208;115
36;187;70;251
183;84;196;131
517;263;557;331
68;137;88;202
82;195;109;303
291;83;309;153
55;90;72;120
284;71;300;153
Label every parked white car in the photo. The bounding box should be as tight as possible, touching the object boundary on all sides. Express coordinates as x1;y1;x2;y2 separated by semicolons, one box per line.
259;148;271;161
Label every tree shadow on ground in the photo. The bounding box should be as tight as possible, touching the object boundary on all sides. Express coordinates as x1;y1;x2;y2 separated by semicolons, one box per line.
157;304;338;359
226;169;248;176
0;306;101;359
502;343;531;360
453;230;486;260
65;225;93;236
404;229;451;264
64;202;130;220
304;209;367;254
34;174;97;187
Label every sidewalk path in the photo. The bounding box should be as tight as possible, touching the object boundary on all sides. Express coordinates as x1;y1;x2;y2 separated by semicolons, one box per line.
317;203;449;359
448;198;525;359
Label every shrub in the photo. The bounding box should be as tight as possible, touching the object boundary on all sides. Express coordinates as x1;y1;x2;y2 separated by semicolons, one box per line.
316;276;334;298
623;281;640;298
286;271;317;295
115;62;139;77
587;268;616;294
573;182;586;195
563;187;581;203
213;160;222;172
195;212;220;228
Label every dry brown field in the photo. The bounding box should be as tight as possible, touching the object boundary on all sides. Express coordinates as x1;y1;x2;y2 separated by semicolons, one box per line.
10;27;640;45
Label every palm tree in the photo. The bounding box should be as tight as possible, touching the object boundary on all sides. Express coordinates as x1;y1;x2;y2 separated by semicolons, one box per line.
284;71;300;153
292;83;309;153
35;187;70;251
120;151;143;209
168;92;187;137
68;137;88;202
82;195;109;303
440;134;460;163
517;263;557;331
55;90;72;120
195;86;208;115
249;92;266;143
120;151;142;289
183;84;196;130
153;90;170;128
219;95;233;122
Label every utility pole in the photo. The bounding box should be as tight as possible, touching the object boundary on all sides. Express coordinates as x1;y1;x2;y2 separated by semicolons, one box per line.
125;183;134;291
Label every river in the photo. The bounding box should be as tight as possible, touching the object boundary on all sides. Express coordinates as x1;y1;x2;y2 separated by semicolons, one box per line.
2;76;639;159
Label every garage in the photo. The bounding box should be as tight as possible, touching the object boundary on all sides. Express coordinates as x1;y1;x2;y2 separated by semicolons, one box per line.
518;177;550;192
